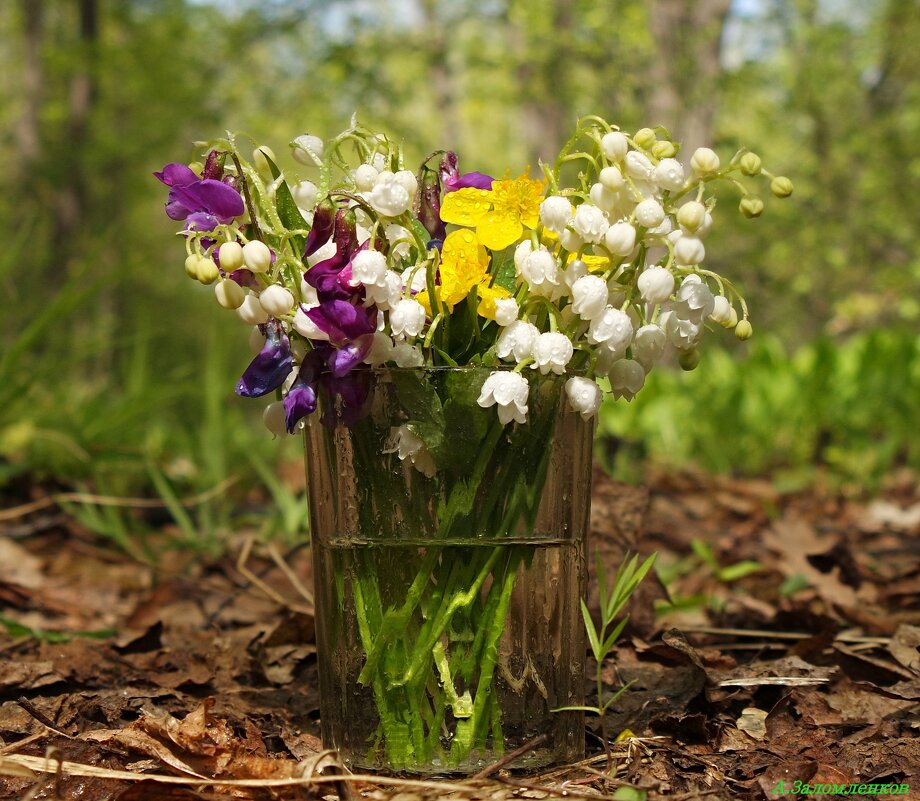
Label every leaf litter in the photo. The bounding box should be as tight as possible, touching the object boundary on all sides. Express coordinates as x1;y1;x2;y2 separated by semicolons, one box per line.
0;464;918;799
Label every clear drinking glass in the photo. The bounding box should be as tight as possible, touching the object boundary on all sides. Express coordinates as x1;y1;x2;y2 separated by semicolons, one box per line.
303;367;593;773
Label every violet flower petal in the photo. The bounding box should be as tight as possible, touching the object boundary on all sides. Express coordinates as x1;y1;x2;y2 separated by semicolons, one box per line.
328;335;373;378
154;163;198;187
446;171;494;192
235;323;293;397
283;383;317;432
169;179;244;223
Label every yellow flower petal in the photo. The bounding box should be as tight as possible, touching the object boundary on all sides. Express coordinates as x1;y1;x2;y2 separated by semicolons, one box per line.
439;229;490;308
439;188;493;226
476;281;512;320
416;290;433;317
476;214;523;251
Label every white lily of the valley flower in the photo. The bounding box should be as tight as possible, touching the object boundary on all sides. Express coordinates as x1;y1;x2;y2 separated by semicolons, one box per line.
384;425;437;477
571;274;608;321
362;332;395;366
677;200;706;233
494;297;519;326
599;165;626;190
364;270;404;310
306;239;337;268
589;183;618;213
215;278;245;310
243;240;272;273
635;197;665;229
540;196;574;234
368;171;411;217
601;131;629;161
477;371;530;425
690;147;720;175
520;248;559;296
710;295;734;325
675;274;715;320
563;259;588;291
565;376;603;420
661;309;703;349
587;306;633;353
610;358;646;401
674;235;706;266
392;342;424;367
625;150;653;180
637;265;675;305
237;293;269;325
497;320;540;362
263;401;289;438
513;239;533;272
292;134;324;166
389;298;426;338
259;284;295;317
633;324;667;369
354;164;378;192
652;158;685;191
291;180;319;210
604;221;637;256
400;266;427;294
351;250;389;288
572;203;609;244
559;228;584;252
532;332;574;375
393;169;418;198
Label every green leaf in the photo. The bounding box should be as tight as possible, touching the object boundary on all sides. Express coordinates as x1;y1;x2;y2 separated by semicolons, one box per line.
261;152;308;255
551;705;603;714
691;539;720;571
717;560;762;583
492;258;517;293
612;786;647;801
601;614;629;654
581;600;601;662
602;679;636;712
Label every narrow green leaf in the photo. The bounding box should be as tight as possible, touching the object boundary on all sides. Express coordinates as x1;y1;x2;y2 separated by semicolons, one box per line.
580;600;601;662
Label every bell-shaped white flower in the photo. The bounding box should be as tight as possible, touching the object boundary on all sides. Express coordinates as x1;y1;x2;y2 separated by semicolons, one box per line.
637;265;675;305
587;306;633;353
237;293;269;325
601;131;629;161
565;376;603;420
635;197;665;229
661;309;703;349
368;171;411;217
384;425;437;477
363;332;395;366
604;221;637;256
625;151;653;180
531;332;574;375
564;259;588;291
351;250;389;288
292;134;324;166
599;165;626;190
571;274;609;321
540;196;574;235
513;239;533;272
496;320;540;362
652;158;685;191
263;401;289;438
354;164;379;192
494;298;519;326
291;180;319;210
572;203;609;244
675;274;715;320
392;342;424;367
243;240;272;273
259;284;295;317
709;295;734;325
477;370;530;425
559;228;584;252
520;248;559;296
389;298;426;339
633;324;667;370
610;358;646;401
589;183;618;213
393;169;418;198
674;235;705;266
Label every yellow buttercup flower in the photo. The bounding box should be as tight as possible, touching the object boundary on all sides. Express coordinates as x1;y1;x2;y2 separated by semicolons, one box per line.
440;173;545;251
476;282;512;320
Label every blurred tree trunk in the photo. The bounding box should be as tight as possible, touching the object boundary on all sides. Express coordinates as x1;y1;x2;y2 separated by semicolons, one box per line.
53;0;98;252
16;0;43;169
646;0;731;156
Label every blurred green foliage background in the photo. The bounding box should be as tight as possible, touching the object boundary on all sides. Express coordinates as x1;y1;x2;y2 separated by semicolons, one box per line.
1;0;918;547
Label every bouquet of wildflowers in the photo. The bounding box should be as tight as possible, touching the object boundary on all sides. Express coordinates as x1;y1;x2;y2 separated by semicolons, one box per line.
156;116;791;769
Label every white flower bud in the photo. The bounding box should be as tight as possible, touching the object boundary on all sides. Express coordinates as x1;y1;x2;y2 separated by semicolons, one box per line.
637;265;675;305
494;298;519;326
559;228;584;252
292;134;324;166
237;293;269;325
531;332;574;375
601;131;629;161
248;326;266;354
632;324;667;369
393;169;418;198
368;171;411;217
565;376;603;420
252;146;276;175
610;359;646;401
243;240;272;273
351;250;389;288
354;164;379;192
676;201;706;233
674;235;705;265
215;278;245;310
572;203;609;244
389;298;426;339
690;147;720;175
599;165;626;190
259;284;295;317
293;306;329;341
571;275;609;321
564;259;588;290
477;370;530;425
364;269;403;310
362;332;395;366
709;295;734;325
589;183;618;213
497;320;540;362
697;211;714;238
219;241;244;272
392;342;424;367
291;180;318;210
652;158;685;192
263;401;289;437
604;222;637;256
299;279;319;307
513;239;533;272
539;196;574;234
675;275;715;320
587;306;633;353
195;256;218;284
635;197;665;229
625;150;653;180
520;248;559;296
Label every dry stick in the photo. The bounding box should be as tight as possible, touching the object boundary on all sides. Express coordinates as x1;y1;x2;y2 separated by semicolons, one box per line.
267;542;315;608
234;536;314;616
14;699;72;740
679;625;891;645
0;477;238;523
471;733;549;779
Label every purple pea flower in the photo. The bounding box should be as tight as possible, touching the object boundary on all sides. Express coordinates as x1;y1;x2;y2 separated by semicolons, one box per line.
283;350;323;433
304;299;376;348
154;162;244;232
439;151;494;193
236;320;293;397
415;163;446;241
